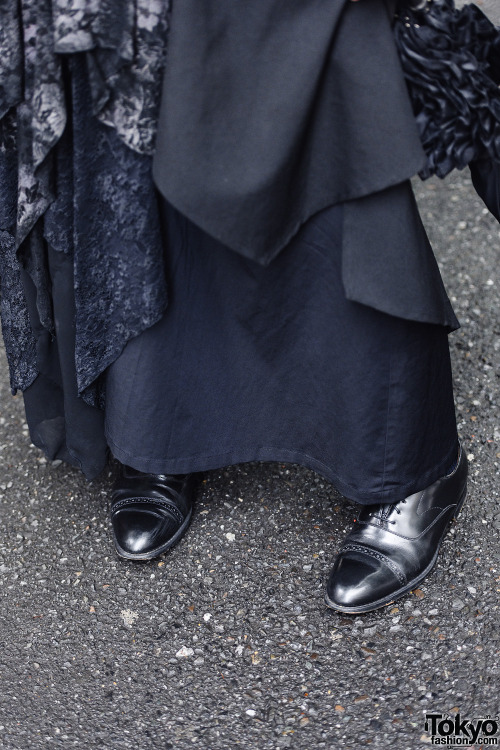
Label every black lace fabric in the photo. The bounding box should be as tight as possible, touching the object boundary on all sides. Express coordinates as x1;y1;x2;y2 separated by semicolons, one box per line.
0;0;170;390
0;2;170;476
47;57;168;404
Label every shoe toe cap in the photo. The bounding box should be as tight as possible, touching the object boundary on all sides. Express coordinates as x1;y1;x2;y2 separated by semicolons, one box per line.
326;551;404;612
112;507;178;556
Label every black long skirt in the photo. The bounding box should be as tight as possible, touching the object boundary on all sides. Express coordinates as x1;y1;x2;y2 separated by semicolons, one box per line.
6;38;458;506
102;197;458;506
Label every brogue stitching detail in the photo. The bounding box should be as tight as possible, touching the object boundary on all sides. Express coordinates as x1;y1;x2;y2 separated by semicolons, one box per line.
340;543;407;587
111;496;185;525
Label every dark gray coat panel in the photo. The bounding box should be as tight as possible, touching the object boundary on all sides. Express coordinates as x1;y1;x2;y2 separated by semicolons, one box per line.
153;0;426;263
152;0;458;328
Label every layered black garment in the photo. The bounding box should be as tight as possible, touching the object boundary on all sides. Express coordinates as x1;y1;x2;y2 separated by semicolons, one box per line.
105;193;459;505
153;0;428;264
0;0;459;503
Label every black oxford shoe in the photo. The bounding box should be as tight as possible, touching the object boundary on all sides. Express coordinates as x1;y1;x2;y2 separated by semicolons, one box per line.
110;466;197;560
325;445;468;613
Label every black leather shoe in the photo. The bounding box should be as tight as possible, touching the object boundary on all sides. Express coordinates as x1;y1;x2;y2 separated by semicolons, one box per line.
110;466;197;560
325;445;468;613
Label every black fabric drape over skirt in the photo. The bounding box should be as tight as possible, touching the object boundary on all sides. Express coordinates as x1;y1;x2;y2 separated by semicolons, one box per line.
103;196;458;505
2;4;460;506
21;187;459;505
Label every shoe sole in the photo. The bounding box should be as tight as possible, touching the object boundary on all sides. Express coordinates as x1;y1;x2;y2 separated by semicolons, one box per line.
113;506;193;561
324;486;468;614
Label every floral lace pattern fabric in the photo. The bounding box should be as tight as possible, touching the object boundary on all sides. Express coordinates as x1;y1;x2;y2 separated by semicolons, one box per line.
0;1;169;400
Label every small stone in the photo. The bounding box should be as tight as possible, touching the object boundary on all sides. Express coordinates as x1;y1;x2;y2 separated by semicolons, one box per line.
225;533;236;542
335;705;345;712
452;599;465;610
246;709;256;718
175;646;194;658
120;609;138;626
203;613;212;622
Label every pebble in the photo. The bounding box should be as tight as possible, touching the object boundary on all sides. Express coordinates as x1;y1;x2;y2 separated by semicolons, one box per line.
120;609;138;626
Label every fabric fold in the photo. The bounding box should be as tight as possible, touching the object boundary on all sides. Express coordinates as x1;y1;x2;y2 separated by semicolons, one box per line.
153;0;427;265
342;181;459;331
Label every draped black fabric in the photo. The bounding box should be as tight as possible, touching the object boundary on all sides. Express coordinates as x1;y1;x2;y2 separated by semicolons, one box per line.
0;56;168;403
21;246;107;480
153;0;427;264
470;160;500;222
0;1;169;398
0;0;459;403
0;1;461;494
104;196;459;505
342;182;458;329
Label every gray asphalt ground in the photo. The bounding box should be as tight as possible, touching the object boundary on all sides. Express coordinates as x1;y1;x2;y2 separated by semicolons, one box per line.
1;5;500;745
1;172;499;750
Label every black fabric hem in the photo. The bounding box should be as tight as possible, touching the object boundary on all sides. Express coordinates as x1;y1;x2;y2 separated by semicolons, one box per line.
105;432;459;507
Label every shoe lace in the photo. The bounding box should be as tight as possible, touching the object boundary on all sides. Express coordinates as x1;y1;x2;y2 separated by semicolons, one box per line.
366;497;407;525
389;497;407;524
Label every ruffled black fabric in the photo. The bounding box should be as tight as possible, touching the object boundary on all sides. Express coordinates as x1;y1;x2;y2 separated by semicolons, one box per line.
394;0;500;179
